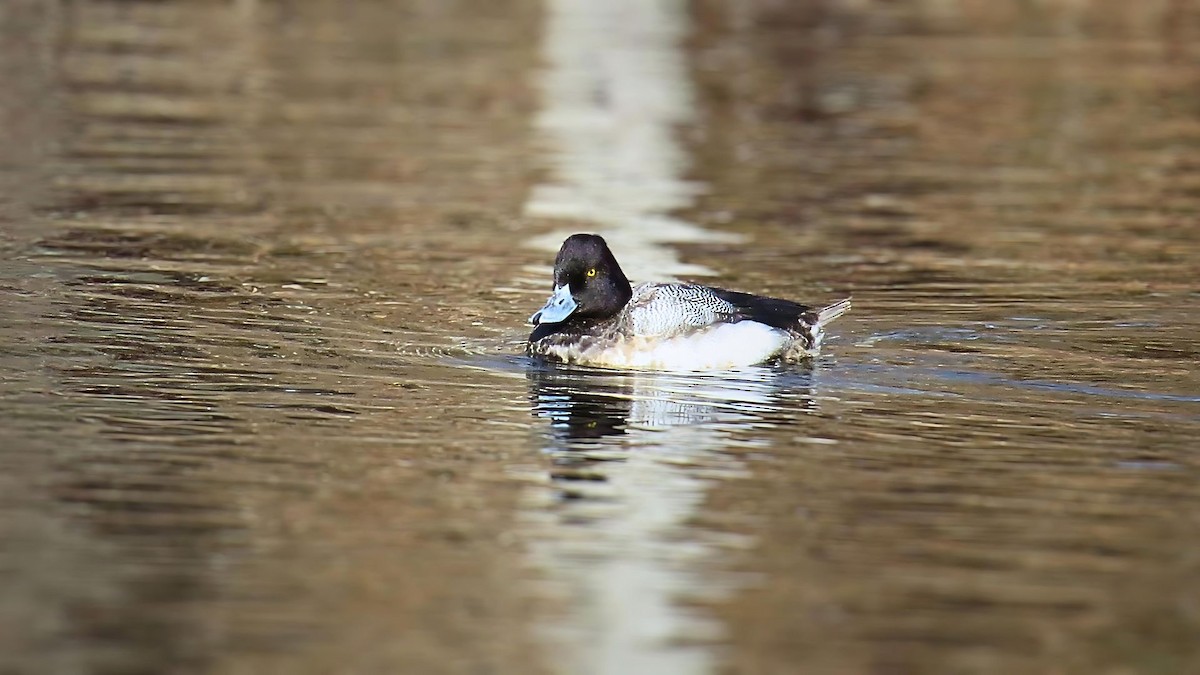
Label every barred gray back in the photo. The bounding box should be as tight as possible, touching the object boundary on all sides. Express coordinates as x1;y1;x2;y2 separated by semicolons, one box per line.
628;283;739;336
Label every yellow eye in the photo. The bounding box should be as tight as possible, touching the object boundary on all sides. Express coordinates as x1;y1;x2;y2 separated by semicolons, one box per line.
586;268;597;278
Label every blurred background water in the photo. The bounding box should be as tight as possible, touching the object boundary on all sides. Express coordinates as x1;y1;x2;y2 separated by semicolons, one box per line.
1;1;1198;673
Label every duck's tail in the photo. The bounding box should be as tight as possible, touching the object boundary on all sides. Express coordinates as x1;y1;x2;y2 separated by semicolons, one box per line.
784;297;851;360
814;297;852;329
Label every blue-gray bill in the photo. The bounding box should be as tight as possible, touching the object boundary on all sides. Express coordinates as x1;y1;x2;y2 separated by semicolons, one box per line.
529;284;577;325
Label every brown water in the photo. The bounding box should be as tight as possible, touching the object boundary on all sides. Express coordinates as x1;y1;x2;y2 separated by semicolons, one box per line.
2;1;1199;673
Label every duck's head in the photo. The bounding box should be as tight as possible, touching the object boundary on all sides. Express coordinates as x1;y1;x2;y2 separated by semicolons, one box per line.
530;234;633;325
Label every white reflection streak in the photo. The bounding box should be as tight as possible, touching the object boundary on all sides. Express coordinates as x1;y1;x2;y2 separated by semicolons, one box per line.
522;1;747;673
525;374;766;675
525;0;739;281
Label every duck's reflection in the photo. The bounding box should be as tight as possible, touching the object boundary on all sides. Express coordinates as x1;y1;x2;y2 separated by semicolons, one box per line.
528;361;816;449
528;366;633;442
521;361;817;672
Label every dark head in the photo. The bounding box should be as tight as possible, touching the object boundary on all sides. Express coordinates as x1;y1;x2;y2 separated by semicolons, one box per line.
529;234;633;326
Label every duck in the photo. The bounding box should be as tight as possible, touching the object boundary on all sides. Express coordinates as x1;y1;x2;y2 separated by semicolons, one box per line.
526;234;850;370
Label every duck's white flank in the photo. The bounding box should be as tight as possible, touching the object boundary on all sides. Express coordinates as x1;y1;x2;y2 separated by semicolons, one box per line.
542;321;789;370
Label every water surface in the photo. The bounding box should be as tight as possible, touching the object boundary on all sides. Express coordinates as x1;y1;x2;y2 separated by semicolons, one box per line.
2;1;1199;674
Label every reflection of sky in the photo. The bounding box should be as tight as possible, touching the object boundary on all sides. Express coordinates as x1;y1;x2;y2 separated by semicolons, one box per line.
524;364;814;675
516;0;783;670
521;0;740;288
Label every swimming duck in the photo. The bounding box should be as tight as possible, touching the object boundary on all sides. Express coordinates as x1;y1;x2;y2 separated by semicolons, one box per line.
527;234;850;370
